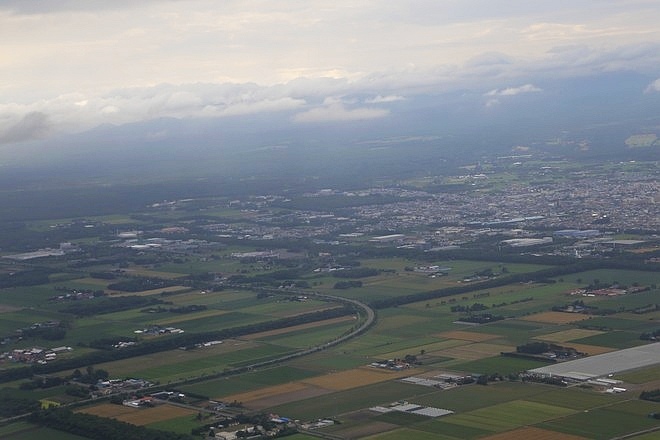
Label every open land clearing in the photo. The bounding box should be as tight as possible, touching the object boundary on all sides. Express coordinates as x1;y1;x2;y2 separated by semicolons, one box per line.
239;315;357;340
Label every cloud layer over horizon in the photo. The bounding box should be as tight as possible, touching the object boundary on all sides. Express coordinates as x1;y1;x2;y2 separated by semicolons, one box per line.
1;1;660;144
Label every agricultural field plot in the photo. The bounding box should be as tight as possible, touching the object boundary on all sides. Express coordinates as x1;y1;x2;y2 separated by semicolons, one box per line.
144;311;267;333
449;355;550;376
301;366;421;392
342;333;445;358
412;419;493;440
377;339;467;361
237;299;337;317
432;342;514;361
413;382;551;413
220;381;330;409
616;364;660;384
440;400;575;433
53;277;111;288
0;285;64;307
579;316;658;331
535;328;604;343
437;330;502;342
627;433;660;440
118;267;187;279
166;289;255;308
241;315;356;341
268;381;430;421
556;342;615;355
365;427;461;440
568;269;660;287
521;311;591;325
150;308;229;325
537;402;660;439
257;320;357;348
0;309;69;335
0;303;22;313
327;421;401;439
524;387;627;410
179;365;320;398
77;402;196;426
571;330;646;349
127;343;293;382
480;426;588;440
107;285;190;297
589;289;660;312
68;339;260;378
146;413;207;435
0;422;92;440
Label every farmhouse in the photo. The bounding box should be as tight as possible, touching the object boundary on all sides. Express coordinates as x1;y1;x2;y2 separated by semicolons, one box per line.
527;342;660;381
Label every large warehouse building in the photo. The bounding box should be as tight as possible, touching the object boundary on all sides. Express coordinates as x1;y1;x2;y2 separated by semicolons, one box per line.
528;342;660;381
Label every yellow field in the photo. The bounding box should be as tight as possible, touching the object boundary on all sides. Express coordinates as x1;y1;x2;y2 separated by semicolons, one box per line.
481;426;588;440
77;403;196;426
301;366;421;391
434;342;514;361
222;381;309;403
437;330;501;342
520;311;591;324
536;329;604;343
558;343;615;355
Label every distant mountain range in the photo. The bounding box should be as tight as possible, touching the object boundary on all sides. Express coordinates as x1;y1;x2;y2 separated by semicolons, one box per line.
2;71;658;188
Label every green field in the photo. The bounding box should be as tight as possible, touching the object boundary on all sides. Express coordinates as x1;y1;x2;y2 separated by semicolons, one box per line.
449;356;552;376
179;366;320;398
0;422;91;439
537;403;660;439
441;400;575;433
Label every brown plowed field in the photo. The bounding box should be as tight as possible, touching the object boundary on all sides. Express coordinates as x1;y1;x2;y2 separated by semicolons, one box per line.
77;403;196;425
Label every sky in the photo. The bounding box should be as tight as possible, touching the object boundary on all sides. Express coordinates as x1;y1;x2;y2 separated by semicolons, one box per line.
2;0;660;145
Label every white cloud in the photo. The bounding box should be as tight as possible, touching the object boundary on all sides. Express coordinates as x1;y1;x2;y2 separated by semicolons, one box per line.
293;103;389;123
485;84;542;96
365;95;405;104
1;1;660;141
644;78;660;93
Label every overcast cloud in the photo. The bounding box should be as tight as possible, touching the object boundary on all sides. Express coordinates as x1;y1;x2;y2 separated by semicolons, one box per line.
1;0;659;143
